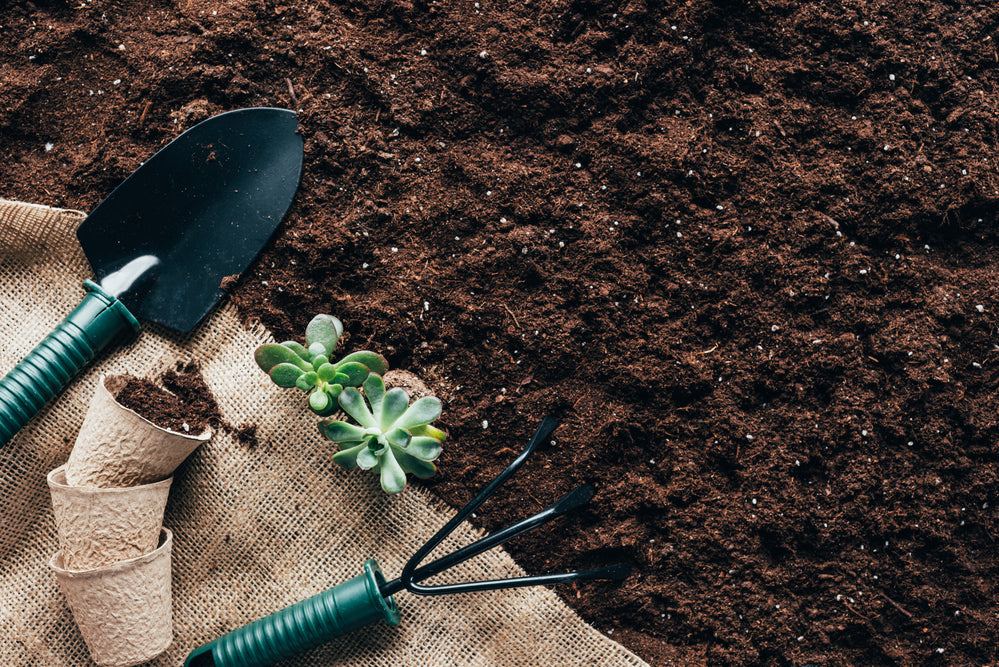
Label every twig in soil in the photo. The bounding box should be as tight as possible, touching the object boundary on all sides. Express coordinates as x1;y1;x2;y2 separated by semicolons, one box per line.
818;212;840;229
502;303;521;328
697;345;718;355
842;599;872;621
139;100;152;126
877;591;913;619
285;78;300;107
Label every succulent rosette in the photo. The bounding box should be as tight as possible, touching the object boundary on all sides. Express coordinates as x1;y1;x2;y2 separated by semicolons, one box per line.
254;314;388;416
320;374;445;494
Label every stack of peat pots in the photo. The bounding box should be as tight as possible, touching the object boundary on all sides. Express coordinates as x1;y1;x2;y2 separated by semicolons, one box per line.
47;374;211;667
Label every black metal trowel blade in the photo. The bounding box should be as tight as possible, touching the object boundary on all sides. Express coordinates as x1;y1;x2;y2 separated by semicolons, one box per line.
76;107;303;332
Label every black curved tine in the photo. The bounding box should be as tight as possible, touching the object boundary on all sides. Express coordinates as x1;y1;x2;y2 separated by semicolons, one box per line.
395;416;559;594
382;484;590;597
379;485;594;597
405;562;631;597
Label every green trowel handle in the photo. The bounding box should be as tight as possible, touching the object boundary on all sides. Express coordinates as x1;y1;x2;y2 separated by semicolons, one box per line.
185;559;401;667
0;280;140;447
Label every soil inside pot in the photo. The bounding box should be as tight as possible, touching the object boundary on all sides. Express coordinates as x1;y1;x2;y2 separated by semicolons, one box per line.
114;362;221;434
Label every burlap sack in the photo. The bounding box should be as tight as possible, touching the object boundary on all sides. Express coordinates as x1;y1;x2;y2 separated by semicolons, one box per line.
0;199;647;667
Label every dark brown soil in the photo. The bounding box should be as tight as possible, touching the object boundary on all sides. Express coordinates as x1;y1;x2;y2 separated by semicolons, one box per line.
234;423;260;449
115;362;221;434
4;1;999;665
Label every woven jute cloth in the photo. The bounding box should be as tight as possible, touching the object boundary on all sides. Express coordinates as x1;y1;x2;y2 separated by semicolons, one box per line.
0;199;647;667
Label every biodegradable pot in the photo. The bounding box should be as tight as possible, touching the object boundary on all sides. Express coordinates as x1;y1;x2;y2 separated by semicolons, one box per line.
66;374;211;488
50;528;173;667
48;465;171;570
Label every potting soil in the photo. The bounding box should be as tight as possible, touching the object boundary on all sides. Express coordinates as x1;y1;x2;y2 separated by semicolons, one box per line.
114;362;222;434
3;1;999;664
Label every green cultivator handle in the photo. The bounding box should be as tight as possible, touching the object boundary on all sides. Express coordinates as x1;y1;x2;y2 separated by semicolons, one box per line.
185;559;401;667
0;280;140;447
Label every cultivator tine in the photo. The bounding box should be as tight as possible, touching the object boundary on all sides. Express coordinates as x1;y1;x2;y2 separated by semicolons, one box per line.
381;418;630;598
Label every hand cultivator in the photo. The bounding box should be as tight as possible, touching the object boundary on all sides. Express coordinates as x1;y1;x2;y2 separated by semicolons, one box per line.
185;417;629;667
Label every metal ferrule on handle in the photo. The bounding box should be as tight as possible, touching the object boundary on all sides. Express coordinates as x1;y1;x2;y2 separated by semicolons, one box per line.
0;280;140;446
184;559;401;667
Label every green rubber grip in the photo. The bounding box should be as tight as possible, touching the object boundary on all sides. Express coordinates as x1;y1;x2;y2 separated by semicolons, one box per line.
185;559;401;667
0;280;140;447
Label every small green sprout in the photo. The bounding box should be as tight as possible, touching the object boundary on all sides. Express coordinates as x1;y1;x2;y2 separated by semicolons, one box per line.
320;373;446;494
254;314;388;416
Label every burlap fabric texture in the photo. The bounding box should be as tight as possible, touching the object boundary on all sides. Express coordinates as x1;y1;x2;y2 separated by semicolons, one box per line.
0;199;648;667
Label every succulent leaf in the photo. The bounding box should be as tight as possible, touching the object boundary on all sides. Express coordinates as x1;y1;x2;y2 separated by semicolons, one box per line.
270;363;305;388
385;427;412;449
357;445;380;470
409;423;447;442
296;374;313;392
321;420;367;443
309;390;331;413
308;342;326;359
406;436;443;461
311;355;330;370
396;396;442;429
363;374;386;422
331;443;367;469
332;372;351;386
317;363;337;383
255;343;311;373
338;351;389;375
281;341;311;360
394;449;437;479
379;448;407;494
314;401;338;417
337;361;370;386
338;387;377;428
380;388;409;429
305;314;343;356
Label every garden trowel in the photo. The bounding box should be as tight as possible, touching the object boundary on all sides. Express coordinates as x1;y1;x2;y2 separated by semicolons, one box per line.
0;107;303;447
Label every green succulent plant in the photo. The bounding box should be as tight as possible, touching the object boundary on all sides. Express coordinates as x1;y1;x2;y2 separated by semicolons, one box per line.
320;373;446;494
254;314;388;416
